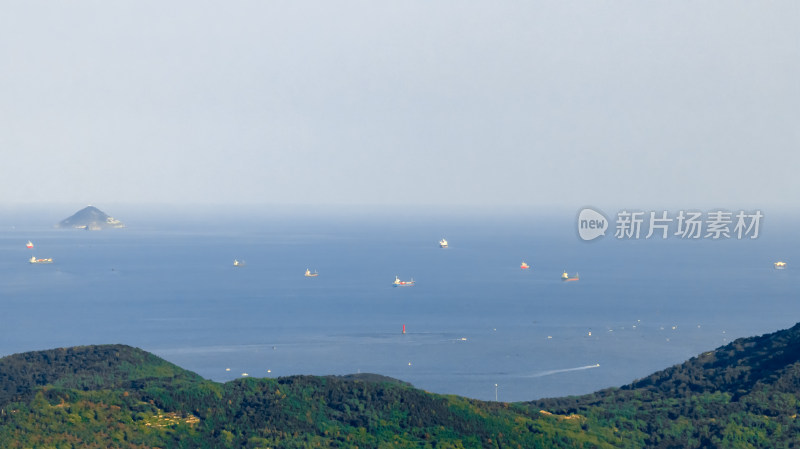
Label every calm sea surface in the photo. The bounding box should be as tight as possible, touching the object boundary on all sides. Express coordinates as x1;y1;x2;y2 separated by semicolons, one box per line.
1;209;797;401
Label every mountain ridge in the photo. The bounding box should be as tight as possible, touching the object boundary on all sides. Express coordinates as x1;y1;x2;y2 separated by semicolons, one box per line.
4;323;800;447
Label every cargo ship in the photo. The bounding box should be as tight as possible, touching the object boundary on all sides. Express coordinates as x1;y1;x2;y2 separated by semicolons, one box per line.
305;268;319;277
561;271;579;281
774;261;787;269
393;276;415;287
233;259;245;267
29;256;53;264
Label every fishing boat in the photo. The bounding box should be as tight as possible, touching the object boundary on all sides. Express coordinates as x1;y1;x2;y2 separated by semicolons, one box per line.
29;256;53;264
393;276;415;287
233;259;245;267
520;261;529;269
439;238;448;248
26;240;33;249
561;271;579;281
304;268;319;277
774;261;787;269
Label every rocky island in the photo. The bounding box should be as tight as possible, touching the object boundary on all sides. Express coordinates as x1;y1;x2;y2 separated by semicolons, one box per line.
56;205;125;230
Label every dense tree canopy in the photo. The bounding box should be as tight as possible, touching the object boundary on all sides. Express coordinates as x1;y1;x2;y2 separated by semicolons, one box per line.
3;324;800;448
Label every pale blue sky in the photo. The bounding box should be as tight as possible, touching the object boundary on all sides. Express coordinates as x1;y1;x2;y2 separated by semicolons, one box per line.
1;1;798;210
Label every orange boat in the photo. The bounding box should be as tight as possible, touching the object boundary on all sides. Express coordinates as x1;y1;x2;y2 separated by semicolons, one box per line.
520;261;529;269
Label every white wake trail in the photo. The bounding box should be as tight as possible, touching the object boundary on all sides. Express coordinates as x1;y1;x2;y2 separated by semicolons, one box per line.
527;364;600;378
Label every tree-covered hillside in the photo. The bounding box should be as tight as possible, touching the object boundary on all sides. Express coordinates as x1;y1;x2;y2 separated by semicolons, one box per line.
530;322;800;448
0;345;621;448
4;324;800;448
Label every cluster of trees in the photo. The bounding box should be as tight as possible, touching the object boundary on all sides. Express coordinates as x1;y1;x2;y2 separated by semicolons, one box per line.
3;324;800;448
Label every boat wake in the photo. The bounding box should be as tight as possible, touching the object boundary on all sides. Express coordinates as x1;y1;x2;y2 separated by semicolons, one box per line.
526;364;600;378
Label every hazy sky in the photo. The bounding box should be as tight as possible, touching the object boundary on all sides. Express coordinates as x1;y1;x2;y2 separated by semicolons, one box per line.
1;1;798;209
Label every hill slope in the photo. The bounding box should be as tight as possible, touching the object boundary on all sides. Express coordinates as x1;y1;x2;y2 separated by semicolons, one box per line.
531;322;800;448
0;344;201;406
0;345;619;448
4;324;800;448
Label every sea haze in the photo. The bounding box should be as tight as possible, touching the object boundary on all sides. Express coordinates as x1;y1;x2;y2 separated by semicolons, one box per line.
0;208;797;402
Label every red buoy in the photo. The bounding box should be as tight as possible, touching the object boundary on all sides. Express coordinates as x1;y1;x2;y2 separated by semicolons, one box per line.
402;324;406;334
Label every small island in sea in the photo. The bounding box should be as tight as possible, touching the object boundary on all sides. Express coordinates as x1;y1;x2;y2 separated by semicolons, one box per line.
56;205;124;230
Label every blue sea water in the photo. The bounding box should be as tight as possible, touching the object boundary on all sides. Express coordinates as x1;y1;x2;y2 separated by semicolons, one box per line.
1;208;798;402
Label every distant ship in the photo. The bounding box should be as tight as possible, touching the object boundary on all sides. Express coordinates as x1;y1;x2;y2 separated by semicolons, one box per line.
561;271;579;281
233;259;245;267
774;261;787;269
393;276;415;287
439;238;448;248
520;261;529;269
29;256;53;264
26;240;33;249
304;268;319;277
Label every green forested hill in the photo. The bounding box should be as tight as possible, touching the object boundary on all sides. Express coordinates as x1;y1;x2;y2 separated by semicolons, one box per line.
3;324;800;448
0;345;621;448
530;322;800;448
0;344;201;405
